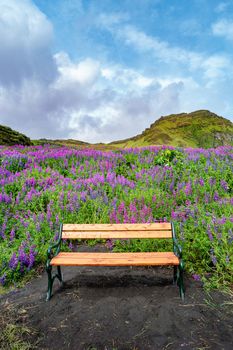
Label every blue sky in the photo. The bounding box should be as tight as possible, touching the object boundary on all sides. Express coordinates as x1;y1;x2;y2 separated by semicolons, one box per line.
0;0;233;142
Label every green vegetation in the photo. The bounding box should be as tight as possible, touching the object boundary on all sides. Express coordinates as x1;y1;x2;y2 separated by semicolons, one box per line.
2;110;233;149
34;138;90;148
110;110;233;148
0;125;32;146
0;303;37;349
0;145;232;290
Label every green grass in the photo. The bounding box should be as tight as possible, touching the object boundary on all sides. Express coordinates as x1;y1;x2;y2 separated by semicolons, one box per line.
0;303;38;349
0;125;31;146
110;110;233;148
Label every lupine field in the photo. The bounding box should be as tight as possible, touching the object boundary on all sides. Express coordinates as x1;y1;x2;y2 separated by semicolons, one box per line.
0;145;232;288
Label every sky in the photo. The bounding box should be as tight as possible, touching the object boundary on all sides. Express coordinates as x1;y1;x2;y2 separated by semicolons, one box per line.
0;0;233;143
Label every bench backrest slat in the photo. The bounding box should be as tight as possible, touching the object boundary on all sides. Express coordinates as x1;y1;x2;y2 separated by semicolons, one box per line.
62;223;172;239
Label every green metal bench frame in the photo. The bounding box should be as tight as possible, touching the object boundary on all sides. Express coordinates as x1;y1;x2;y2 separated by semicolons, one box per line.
46;222;185;301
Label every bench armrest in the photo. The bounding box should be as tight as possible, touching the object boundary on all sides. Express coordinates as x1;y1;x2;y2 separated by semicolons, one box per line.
47;223;63;261
173;238;182;258
171;222;182;259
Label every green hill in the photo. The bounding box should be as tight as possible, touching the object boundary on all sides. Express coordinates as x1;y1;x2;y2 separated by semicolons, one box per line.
34;138;90;148
2;110;233;148
0;125;32;146
110;110;233;148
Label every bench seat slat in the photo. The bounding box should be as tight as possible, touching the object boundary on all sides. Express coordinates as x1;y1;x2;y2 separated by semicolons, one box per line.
50;252;179;266
62;230;172;239
63;223;171;231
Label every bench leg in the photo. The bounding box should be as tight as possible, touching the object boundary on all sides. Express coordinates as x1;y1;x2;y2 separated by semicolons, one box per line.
57;266;64;286
173;266;178;284
46;265;64;301
46;264;53;301
177;261;185;300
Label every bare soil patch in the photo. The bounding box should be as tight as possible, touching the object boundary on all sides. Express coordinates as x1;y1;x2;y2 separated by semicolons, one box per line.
0;263;232;349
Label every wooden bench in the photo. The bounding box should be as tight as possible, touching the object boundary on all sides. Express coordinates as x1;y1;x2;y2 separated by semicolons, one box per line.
46;222;185;301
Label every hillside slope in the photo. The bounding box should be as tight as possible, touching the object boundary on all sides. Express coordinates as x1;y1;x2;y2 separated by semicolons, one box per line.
0;125;32;146
110;110;233;148
34;138;90;148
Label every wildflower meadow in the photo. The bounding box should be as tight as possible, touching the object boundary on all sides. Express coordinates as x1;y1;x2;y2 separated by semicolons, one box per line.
0;145;232;288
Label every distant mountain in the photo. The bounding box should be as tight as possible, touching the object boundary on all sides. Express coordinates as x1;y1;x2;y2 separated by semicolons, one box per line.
1;110;233;148
110;110;233;148
0;125;32;146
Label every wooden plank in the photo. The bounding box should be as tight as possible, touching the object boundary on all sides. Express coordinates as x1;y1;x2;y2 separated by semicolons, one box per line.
63;223;171;232
50;252;179;266
55;252;176;258
62;230;172;239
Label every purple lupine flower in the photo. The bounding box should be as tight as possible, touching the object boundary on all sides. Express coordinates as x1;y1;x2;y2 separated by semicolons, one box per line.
213;192;219;201
211;255;217;266
123;211;129;223
210;248;217;266
26;231;31;240
18;245;29;267
15;194;20;204
130;215;137;223
0;273;6;285
106;239;113;250
228;229;233;244
199;178;204;186
0;222;6;240
207;226;214;241
209;178;216;186
192;274;201;281
47;208;52;221
68;242;73;250
80;191;87;202
118;201;125;214
152;195;156;202
171;210;177;220
9;253;18;270
129;202;137;213
54;231;59;241
220;180;228;191
55;215;59;225
10;229;15;241
28;246;36;269
184;182;192;196
111;198;117;209
217;217;226;225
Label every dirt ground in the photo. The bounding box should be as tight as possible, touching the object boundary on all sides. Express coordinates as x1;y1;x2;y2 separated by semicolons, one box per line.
0;262;233;350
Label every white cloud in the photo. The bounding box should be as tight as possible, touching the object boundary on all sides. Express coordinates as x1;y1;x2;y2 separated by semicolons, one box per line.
55;53;100;87
0;2;232;144
119;25;189;63
0;39;184;142
0;0;56;86
212;19;233;41
99;22;232;80
136;26;230;76
100;65;156;91
202;55;231;79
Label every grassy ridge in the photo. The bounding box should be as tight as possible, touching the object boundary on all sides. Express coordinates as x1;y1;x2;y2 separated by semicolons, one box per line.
0;125;32;146
1;110;233;148
110;110;233;148
34;138;90;148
